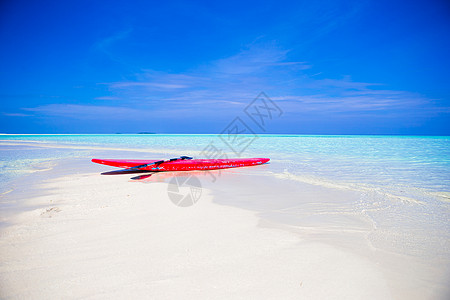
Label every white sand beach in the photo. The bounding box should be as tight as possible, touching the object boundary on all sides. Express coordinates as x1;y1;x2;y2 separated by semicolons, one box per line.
0;143;449;299
0;170;391;299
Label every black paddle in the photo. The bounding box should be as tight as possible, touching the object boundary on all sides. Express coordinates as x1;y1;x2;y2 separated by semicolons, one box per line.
101;156;193;175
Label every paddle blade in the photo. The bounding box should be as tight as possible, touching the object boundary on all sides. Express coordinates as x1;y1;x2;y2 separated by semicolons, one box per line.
101;169;154;175
130;174;154;180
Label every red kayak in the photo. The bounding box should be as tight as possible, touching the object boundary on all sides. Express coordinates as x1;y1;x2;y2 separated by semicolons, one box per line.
92;156;270;175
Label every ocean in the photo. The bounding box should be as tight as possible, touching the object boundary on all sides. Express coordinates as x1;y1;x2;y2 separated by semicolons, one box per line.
1;134;449;198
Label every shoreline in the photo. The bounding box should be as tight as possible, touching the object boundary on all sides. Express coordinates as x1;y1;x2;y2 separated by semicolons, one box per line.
0;143;449;299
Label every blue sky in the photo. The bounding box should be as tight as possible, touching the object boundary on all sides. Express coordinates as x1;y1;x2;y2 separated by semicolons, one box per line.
0;0;449;134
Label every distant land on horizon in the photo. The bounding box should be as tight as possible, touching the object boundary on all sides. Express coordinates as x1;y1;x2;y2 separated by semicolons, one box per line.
1;132;449;137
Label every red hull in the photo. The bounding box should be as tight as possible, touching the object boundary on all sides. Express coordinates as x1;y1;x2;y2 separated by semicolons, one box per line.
92;158;270;172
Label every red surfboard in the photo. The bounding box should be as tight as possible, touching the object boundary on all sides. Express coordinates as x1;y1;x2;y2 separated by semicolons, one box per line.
92;157;270;174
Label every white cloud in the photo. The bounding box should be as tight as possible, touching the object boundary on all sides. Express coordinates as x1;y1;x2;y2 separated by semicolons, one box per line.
99;43;442;117
94;96;121;101
23;104;145;120
109;82;189;90
26;43;446;120
3;112;32;117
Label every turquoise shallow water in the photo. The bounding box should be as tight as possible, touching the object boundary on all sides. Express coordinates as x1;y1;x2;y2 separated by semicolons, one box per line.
1;134;449;197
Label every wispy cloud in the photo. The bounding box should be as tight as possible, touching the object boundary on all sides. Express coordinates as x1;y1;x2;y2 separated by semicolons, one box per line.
94;29;132;53
92;29;133;66
93;43;443;118
20;102;231;121
94;96;121;101
209;46;291;75
3;112;32;117
99;44;305;107
22;43;446;123
109;82;189;90
271;76;435;113
23;104;145;120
